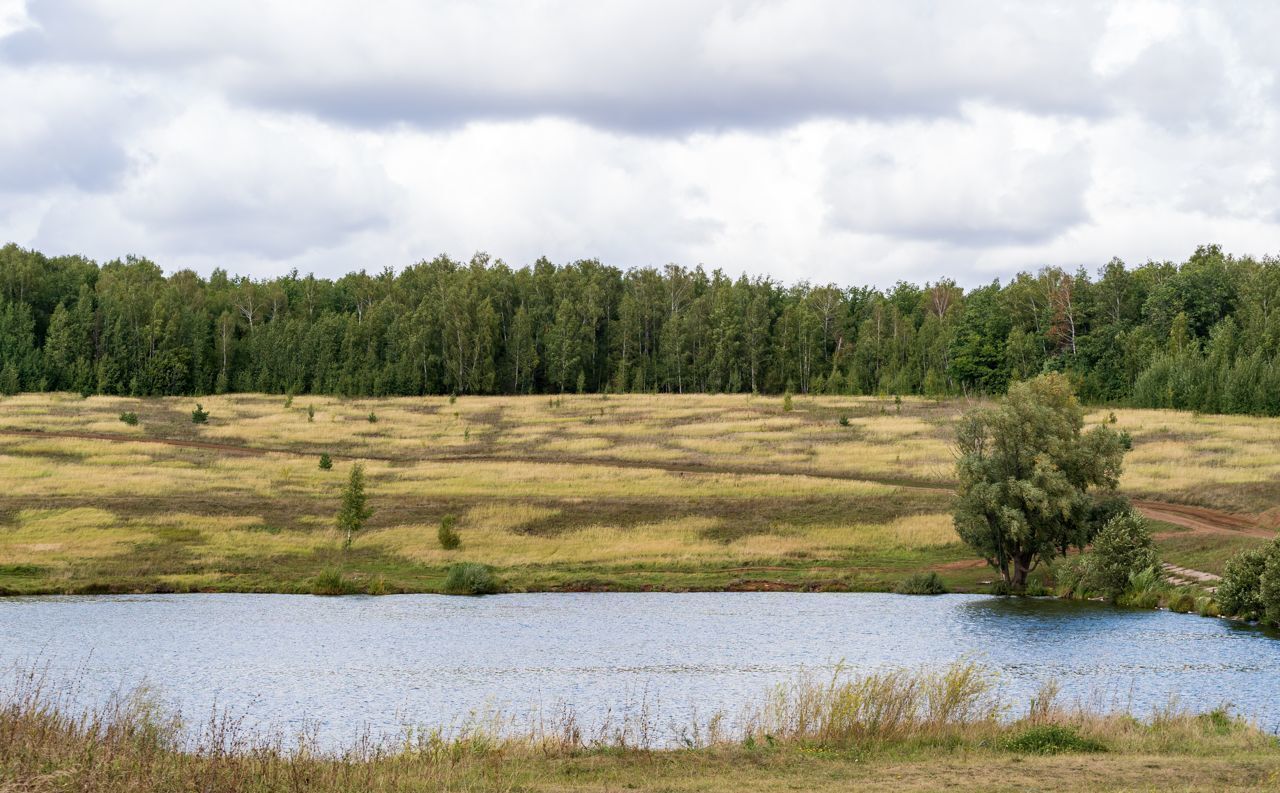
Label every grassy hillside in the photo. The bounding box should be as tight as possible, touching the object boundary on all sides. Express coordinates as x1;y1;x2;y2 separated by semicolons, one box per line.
0;392;1277;595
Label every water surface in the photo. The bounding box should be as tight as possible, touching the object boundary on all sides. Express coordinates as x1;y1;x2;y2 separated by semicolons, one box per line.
2;592;1277;747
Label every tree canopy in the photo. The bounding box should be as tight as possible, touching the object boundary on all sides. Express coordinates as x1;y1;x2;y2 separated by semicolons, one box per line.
953;373;1129;591
3;242;1280;413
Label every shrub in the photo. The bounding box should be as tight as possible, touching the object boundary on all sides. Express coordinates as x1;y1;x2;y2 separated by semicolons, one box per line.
438;514;460;550
311;567;356;596
318;453;333;470
449;393;457;404
1196;596;1220;618
118;411;139;426
1167;589;1197;614
1216;545;1269;620
1087;510;1159;601
1116;566;1163;609
893;571;947;595
782;391;793;411
1023;575;1048;597
443;562;497;595
283;393;294;408
1002;725;1106;755
1260;542;1280;627
838;415;850;427
367;412;377;423
190;403;209;424
1051;555;1090;598
307;404;315;422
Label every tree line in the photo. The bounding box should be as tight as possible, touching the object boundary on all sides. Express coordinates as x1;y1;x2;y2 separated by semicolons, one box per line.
2;242;1279;414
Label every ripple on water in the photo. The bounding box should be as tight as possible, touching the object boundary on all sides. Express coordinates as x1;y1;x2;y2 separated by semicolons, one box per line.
1;592;1278;748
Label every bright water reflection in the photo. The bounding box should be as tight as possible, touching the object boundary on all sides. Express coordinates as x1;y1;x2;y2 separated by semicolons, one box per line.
2;592;1277;747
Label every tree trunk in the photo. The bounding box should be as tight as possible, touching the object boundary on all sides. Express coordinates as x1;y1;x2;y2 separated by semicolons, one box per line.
1011;554;1033;590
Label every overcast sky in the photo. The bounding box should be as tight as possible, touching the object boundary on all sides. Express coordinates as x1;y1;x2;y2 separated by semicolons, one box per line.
2;1;1278;287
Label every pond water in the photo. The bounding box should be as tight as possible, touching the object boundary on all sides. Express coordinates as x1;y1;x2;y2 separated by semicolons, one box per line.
2;592;1278;748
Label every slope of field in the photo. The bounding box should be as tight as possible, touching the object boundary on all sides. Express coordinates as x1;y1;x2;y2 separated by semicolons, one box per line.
0;393;1276;595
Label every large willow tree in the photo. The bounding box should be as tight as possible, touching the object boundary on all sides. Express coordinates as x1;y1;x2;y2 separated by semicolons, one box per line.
953;373;1128;591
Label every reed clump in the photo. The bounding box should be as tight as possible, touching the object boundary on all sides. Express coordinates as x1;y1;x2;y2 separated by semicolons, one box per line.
743;661;999;746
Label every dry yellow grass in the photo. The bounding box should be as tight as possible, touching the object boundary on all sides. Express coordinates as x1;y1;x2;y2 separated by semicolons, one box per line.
1;392;1277;594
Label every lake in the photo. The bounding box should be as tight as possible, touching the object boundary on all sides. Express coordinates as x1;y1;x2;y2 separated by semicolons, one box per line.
2;592;1277;748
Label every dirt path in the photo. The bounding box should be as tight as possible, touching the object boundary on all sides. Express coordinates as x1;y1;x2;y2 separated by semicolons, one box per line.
1;426;1269;545
1133;499;1273;539
0;426;952;488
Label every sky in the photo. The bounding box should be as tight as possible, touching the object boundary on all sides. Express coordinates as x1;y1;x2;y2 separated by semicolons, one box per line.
1;0;1278;287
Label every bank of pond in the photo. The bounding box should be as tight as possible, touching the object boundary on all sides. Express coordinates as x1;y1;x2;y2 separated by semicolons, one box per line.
4;592;1280;791
2;592;1279;747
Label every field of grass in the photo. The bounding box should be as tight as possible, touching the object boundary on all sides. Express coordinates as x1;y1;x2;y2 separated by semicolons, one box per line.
0;392;1277;595
3;662;1278;793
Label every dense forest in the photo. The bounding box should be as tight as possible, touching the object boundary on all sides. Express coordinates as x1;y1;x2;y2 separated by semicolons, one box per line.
1;242;1279;415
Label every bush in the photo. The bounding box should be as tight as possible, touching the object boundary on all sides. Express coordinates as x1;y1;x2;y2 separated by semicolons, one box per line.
438;514;460;550
1116;566;1163;609
318;453;333;470
118;411;139;426
1260;542;1280;627
1051;555;1090;598
443;562;497;595
1196;596;1220;618
1167;589;1197;614
893;571;947;595
1087;510;1159;601
191;403;209;424
782;391;793;412
1002;725;1106;755
367;412;378;423
838;415;850;427
1216;545;1269;620
307;404;315;422
311;567;356;595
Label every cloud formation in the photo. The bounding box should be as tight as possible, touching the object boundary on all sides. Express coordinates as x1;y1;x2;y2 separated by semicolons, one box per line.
1;0;1278;284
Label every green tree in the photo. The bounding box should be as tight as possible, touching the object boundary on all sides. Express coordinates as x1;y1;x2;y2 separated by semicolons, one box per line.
337;463;372;549
1259;541;1280;627
1218;545;1270;620
1085;510;1159;601
953;373;1128;591
0;361;18;395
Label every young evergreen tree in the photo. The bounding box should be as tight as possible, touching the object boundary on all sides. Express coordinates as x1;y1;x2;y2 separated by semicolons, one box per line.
337;463;372;549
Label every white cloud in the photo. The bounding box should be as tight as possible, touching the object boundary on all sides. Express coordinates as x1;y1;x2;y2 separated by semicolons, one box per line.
1;1;1278;285
823;107;1091;246
0;0;31;39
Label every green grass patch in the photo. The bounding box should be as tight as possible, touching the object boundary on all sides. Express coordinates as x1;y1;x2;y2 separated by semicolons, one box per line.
443;562;498;595
1002;725;1107;755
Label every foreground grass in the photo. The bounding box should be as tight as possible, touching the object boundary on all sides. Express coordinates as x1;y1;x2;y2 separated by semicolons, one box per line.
0;392;1277;595
3;663;1277;793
